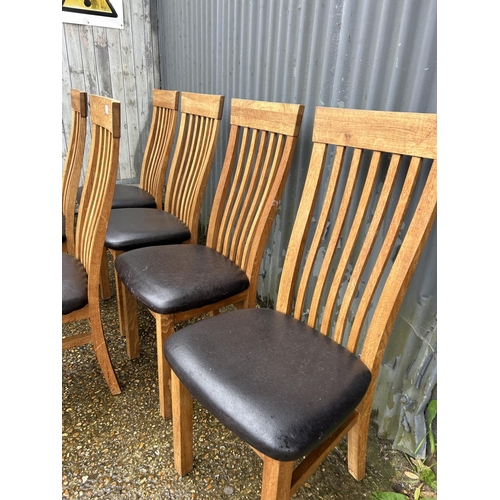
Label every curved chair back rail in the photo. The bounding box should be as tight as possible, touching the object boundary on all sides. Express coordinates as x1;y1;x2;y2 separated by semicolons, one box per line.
164;106;437;499
62;94;122;396
62;89;87;255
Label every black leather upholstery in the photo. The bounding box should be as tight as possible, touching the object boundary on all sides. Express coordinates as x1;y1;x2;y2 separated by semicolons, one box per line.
77;184;156;209
62;214;66;242
62;252;88;314
164;308;372;461
115;245;250;314
105;208;191;251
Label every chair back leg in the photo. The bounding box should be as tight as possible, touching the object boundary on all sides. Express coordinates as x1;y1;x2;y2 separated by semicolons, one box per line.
89;309;121;395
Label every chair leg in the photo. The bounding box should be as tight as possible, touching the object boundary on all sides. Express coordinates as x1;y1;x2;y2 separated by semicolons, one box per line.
154;313;175;419
114;265;140;358
89;309;121;395
171;370;193;476
261;456;294;500
99;248;111;300
347;403;371;480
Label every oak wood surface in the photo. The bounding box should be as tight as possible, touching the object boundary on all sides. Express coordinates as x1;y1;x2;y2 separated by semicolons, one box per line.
139;89;179;208
62;89;87;255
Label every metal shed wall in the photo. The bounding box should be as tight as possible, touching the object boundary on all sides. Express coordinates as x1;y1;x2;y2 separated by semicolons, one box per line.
62;0;161;183
157;0;437;458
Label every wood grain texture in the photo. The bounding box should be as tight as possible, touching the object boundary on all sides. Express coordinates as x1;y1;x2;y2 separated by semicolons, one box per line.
62;89;87;256
63;94;122;396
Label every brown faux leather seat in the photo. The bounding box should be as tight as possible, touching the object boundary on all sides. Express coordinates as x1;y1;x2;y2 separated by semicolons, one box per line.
163;107;437;499
77;183;156;209
165;308;371;461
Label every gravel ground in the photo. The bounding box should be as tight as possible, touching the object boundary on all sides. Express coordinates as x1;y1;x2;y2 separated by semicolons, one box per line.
62;254;414;500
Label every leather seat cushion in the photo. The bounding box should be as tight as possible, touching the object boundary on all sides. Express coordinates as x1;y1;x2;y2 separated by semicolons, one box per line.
62;252;88;315
115;245;250;314
164;308;372;462
105;208;191;251
77;184;156;209
111;184;156;208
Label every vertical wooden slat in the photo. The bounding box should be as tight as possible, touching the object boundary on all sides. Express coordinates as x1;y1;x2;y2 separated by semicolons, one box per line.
180;116;208;223
232;131;272;264
217;127;251;254
276;142;328;316
160;92;224;244
240;133;285;272
307;148;363;327
347;155;423;353
165;112;189;214
334;153;402;345
223;128;260;259
293;144;345;321
320;150;382;341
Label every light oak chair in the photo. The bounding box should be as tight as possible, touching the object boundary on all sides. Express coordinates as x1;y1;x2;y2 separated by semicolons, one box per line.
96;89;180;299
115;98;305;418
62;89;87;255
163;107;437;499
62;95;122;395
104;92;225;352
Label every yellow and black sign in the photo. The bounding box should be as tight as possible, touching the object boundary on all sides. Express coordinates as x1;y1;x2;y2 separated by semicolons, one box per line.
62;0;118;19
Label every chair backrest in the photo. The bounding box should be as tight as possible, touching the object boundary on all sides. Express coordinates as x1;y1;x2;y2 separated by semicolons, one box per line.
164;91;225;244
75;95;121;295
139;89;180;209
276;107;436;388
62;89;87;255
206;98;305;305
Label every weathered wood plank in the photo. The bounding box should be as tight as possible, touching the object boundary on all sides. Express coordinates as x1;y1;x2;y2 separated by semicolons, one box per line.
62;0;160;183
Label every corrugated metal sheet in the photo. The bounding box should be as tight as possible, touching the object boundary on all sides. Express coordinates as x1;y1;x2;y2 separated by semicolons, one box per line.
157;0;437;457
62;0;161;184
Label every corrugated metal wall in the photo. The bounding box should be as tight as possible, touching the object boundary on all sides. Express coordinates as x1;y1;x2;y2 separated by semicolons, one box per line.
157;0;437;458
62;0;160;184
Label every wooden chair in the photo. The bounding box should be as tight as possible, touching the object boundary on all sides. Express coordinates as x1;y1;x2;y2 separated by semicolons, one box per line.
97;89;180;299
104;92;225;351
62;89;87;255
163;107;437;499
115;98;305;418
62;95;122;395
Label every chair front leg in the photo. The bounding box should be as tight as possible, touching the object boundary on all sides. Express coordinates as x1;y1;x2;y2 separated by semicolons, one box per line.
153;312;175;419
171;370;193;476
261;456;294;500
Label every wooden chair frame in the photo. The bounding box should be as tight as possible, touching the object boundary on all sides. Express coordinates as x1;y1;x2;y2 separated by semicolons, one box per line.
170;107;437;499
62;95;122;395
112;91;225;355
121;98;304;419
99;89;179;299
62;89;87;255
